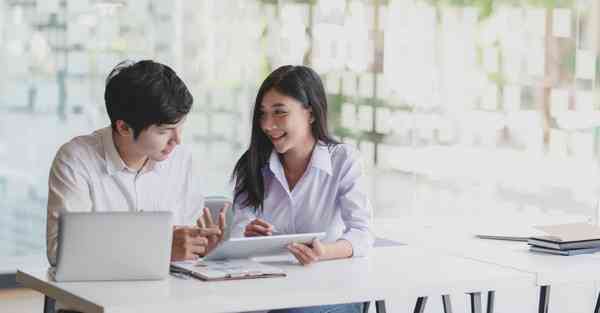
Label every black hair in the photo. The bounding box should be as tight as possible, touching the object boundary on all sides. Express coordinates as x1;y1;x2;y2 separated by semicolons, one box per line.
231;65;339;211
104;60;193;139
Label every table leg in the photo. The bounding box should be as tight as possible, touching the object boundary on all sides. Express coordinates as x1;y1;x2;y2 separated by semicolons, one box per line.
375;300;386;313
486;291;495;313
442;294;452;313
362;301;370;313
594;291;600;313
413;296;427;313
469;292;482;313
538;285;550;313
44;295;56;313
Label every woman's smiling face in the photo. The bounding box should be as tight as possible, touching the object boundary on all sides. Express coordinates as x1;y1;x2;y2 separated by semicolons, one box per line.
259;89;314;154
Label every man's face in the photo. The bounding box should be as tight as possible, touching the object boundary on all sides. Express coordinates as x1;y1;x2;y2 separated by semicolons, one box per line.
131;117;186;162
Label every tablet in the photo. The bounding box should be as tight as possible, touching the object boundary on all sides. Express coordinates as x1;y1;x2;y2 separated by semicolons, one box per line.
204;232;326;261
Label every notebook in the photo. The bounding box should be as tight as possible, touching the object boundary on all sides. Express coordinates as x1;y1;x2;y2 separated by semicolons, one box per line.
528;237;600;250
532;223;600;242
529;245;600;256
170;259;286;281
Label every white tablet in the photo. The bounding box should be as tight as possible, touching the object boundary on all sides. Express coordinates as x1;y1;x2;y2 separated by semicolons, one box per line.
204;232;326;261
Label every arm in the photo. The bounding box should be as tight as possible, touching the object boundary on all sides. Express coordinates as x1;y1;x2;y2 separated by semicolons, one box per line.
229;194;258;238
287;147;374;265
172;153;221;259
335;147;374;258
47;153;92;266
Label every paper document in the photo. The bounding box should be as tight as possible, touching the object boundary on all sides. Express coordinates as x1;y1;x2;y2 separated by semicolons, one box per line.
171;259;286;281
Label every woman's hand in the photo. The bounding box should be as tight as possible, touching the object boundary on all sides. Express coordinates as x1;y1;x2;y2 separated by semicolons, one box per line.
287;239;327;266
244;218;275;236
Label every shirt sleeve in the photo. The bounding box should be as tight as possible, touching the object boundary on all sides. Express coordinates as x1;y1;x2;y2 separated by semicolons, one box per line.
46;151;92;266
229;193;258;238
179;153;204;225
337;146;374;257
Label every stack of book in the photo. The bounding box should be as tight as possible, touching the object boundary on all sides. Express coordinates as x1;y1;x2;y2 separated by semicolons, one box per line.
528;223;600;256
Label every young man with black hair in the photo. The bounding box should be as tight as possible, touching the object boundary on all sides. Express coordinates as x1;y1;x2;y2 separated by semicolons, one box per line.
46;60;225;270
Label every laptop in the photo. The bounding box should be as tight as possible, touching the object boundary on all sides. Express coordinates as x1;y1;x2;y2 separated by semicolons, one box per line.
51;211;173;282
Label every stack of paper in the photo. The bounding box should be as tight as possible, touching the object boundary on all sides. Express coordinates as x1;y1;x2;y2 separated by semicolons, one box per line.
528;223;600;256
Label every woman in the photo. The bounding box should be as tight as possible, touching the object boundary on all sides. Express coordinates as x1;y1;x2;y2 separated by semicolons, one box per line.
231;65;373;313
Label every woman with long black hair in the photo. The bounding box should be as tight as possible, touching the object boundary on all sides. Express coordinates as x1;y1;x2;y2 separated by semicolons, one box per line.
231;65;373;313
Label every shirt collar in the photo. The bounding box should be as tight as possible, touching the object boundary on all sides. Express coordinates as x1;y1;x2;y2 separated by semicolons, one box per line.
308;142;333;175
100;127;162;176
267;141;333;178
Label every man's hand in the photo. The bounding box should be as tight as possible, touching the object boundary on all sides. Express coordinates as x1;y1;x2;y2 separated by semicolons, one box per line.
287;239;327;266
170;226;221;261
244;218;275;237
196;203;230;254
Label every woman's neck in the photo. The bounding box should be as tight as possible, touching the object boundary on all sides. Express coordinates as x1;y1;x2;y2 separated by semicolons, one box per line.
281;136;316;189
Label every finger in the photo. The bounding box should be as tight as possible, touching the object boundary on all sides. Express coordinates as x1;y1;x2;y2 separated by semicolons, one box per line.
244;229;266;237
188;236;209;247
196;216;206;229
194;227;222;237
188;245;206;257
312;239;325;257
247;224;272;235
203;207;215;227
288;247;306;265
287;245;311;265
173;226;193;240
252;218;273;229
293;243;318;262
218;204;229;233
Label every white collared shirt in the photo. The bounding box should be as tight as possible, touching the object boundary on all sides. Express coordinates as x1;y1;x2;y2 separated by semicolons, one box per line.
231;142;374;257
46;127;204;266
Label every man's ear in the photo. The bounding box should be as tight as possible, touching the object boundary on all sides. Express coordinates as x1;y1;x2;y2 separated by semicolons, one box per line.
114;120;132;137
308;108;315;124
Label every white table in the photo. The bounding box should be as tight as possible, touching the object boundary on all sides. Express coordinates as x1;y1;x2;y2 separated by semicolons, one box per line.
0;254;48;289
374;213;600;313
17;246;535;313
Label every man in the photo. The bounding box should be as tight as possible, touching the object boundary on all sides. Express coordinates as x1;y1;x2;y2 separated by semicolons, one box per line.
47;60;225;269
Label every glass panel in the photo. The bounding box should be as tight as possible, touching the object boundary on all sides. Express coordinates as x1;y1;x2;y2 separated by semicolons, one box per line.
1;0;599;262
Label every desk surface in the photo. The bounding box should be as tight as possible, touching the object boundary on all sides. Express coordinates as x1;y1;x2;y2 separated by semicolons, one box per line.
17;246;535;313
374;213;600;286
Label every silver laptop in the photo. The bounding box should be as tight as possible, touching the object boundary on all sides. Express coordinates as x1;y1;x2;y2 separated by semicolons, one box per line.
52;211;173;282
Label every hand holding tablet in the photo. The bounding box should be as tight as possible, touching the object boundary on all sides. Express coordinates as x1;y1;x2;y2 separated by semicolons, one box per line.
204;232;326;261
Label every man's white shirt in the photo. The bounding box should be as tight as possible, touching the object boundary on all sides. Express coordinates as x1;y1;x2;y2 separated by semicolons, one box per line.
46;127;204;266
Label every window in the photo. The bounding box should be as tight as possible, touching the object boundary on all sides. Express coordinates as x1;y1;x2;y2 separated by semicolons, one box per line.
1;0;599;262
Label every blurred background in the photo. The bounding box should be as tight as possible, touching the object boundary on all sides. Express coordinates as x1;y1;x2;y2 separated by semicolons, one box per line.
1;0;600;264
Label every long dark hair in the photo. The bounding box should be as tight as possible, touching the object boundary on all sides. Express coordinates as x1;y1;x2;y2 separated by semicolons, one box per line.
231;65;339;212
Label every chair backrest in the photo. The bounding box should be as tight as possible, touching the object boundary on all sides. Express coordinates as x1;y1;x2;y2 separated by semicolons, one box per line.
204;196;234;239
